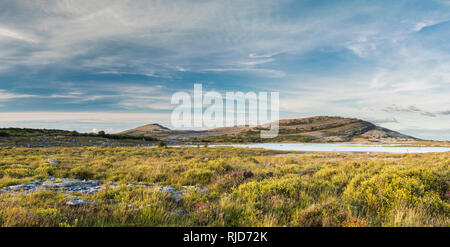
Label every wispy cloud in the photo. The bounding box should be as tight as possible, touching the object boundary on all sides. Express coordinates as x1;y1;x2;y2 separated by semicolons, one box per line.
0;90;39;101
438;110;450;115
0;112;171;133
413;19;450;32
238;58;275;66
0;112;168;122
248;52;281;58
202;67;285;77
364;117;399;124
0;26;36;43
0;1;449;139
383;105;436;117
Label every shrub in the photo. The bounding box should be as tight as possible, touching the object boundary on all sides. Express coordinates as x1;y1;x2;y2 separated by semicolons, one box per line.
36;165;56;176
4;168;34;178
343;169;449;220
70;166;95;180
157;141;167;148
291;201;348;227
183;169;215;185
232;177;300;204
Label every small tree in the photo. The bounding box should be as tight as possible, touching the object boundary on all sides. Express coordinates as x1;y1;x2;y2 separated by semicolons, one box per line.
70;130;79;136
98;130;106;136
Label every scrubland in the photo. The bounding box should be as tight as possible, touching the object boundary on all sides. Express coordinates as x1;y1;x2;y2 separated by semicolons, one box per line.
0;146;448;227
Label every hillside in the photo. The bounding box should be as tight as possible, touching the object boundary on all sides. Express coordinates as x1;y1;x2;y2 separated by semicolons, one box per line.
0;127;158;148
120;123;171;136
120;116;416;143
0;128;75;136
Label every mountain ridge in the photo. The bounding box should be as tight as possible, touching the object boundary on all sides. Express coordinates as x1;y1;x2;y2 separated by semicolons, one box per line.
119;116;416;143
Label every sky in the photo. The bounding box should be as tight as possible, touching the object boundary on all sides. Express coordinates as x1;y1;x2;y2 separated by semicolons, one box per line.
0;0;449;140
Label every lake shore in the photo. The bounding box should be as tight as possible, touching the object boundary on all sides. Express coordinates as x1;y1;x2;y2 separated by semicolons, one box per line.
208;143;450;153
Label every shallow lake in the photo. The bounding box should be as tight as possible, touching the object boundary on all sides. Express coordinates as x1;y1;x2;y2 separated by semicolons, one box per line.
210;143;450;153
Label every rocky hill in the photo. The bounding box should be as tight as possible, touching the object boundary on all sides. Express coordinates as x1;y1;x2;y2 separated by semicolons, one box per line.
120;116;416;143
120;123;171;136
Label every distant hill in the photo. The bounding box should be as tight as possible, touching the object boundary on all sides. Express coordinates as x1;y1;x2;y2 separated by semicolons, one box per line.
120;116;416;143
0;128;76;136
120;123;171;136
0;127;155;140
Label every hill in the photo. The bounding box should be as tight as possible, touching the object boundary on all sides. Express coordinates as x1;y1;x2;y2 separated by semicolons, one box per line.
120;123;171;136
0;127;158;148
120;116;416;143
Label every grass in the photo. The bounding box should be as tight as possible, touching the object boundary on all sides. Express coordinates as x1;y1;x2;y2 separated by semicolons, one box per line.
190;132;317;143
0;146;448;227
0;128;158;148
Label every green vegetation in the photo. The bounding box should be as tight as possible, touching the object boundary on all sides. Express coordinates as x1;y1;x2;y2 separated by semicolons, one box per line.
0;146;448;227
191;132;317;143
157;141;168;148
0;128;158;141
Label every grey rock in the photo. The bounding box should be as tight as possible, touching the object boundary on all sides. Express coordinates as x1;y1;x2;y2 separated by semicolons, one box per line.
66;199;90;206
0;178;113;195
167;209;186;215
158;186;179;193
29;179;43;184
169;193;182;202
47;158;60;164
182;185;208;193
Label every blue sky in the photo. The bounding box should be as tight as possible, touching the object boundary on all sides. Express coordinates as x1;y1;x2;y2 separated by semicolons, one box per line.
0;0;449;140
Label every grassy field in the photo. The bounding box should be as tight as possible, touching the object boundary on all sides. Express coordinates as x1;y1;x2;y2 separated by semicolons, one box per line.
0;146;448;227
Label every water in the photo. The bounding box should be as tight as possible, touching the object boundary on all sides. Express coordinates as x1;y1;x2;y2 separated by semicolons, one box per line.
211;143;450;153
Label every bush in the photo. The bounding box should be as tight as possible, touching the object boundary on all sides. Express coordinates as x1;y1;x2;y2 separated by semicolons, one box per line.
183;169;215;185
233;177;300;204
343;169;449;220
36;165;56;176
4;168;34;178
70;166;95;180
292;201;348;227
157;141;167;148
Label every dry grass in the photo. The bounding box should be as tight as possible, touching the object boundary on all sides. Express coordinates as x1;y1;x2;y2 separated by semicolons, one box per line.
0;146;448;227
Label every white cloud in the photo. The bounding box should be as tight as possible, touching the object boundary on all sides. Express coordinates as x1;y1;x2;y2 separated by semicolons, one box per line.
413;19;450;32
0;26;36;43
0;1;449;139
248;52;280;58
238;58;275;66
175;66;189;72
91;127;113;134
0;112;168;123
0;89;39;101
363;117;399;124
202;67;285;77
